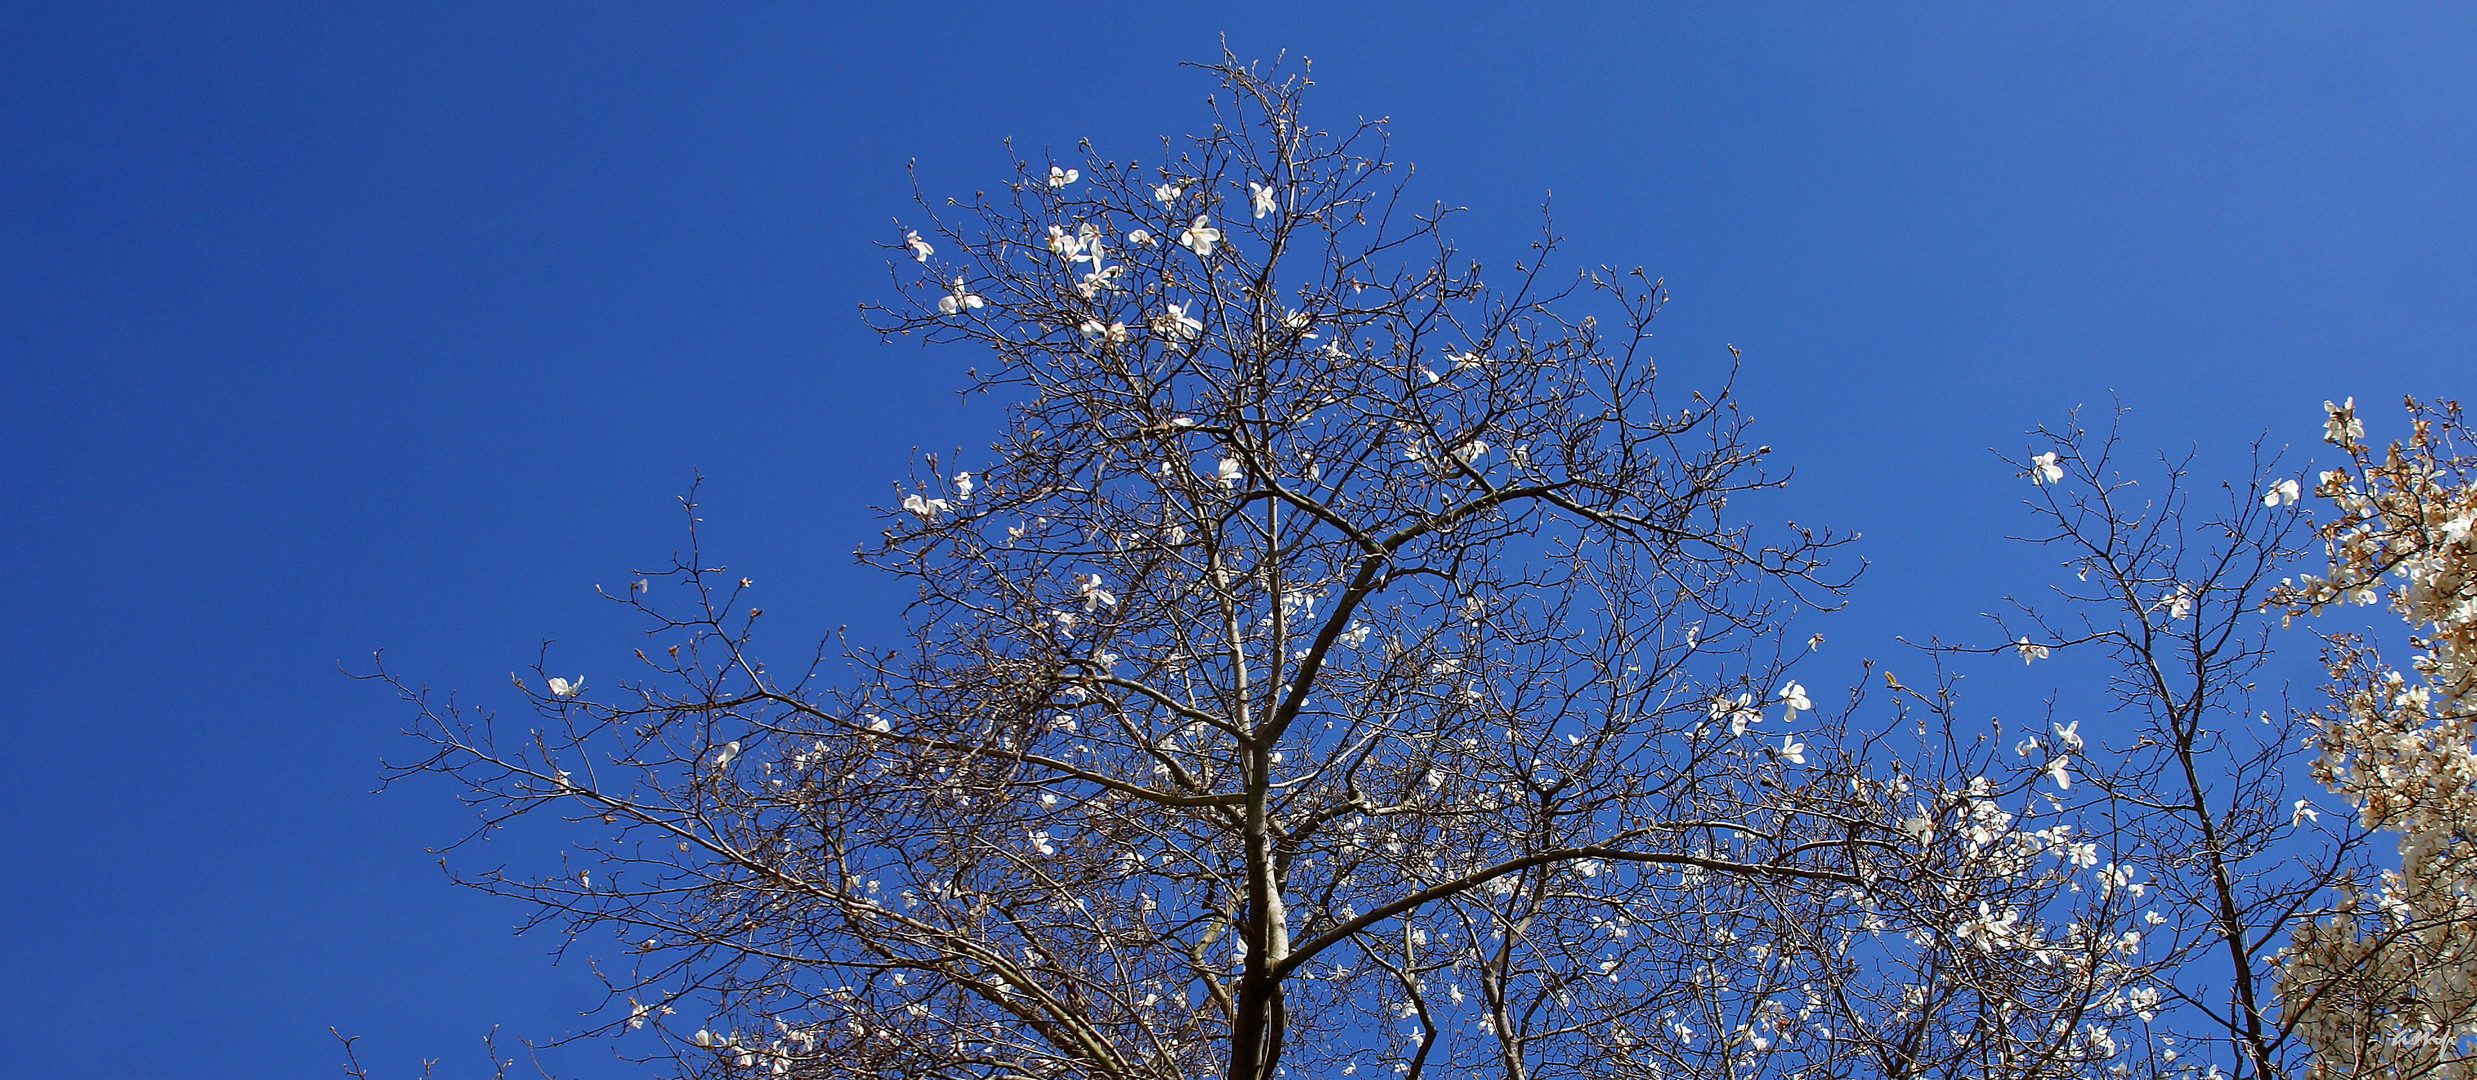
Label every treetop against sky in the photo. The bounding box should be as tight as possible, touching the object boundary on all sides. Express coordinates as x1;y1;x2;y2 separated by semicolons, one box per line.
1;8;2470;1080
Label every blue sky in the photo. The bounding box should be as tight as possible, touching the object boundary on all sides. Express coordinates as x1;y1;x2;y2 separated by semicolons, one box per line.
1;4;2469;1077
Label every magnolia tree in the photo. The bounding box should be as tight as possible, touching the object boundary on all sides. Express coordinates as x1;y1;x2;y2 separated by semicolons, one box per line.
1948;411;2384;1080
1917;396;2473;1080
369;58;2473;1080
2272;397;2477;1080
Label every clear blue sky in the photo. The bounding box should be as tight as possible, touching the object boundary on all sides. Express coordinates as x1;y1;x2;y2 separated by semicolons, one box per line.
2;4;2469;1077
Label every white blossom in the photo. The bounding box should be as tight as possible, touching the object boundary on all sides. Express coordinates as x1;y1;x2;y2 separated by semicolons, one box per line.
1776;680;1812;718
1047;165;1079;188
1151;301;1202;343
1279;589;1315;622
903;228;933;263
2322;396;2362;445
2052;720;2082;752
547;676;584;699
2031;451;2065;485
2127;986;2160;1023
1249;180;1277;219
1179;215;1223;257
1046;224;1084;261
936;277;985;316
1078;573;1117;611
1078;320;1129;346
1776;734;1808;766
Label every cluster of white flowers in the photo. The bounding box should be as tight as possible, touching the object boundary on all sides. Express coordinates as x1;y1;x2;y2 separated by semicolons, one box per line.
690;1021;821;1076
2275;398;2477;1080
904;164;1299;387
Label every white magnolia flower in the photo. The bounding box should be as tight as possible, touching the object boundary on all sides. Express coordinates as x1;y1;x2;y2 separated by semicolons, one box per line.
1029;830;1056;855
713;740;742;767
1078;320;1130;345
1179;215;1223;257
2263;477;2301;507
2016;637;2050;664
1216;457;1243;488
1776;680;1812;717
1078;573;1116;611
2323;396;2362;444
1279;589;1315;621
2128;986;2161;1024
1776;734;1808;766
2161;585;2193;620
936;277;984;316
1710;691;1761;736
1126;228;1154;246
1043;222;1107;274
1249;180;1277;219
1153;182;1183;204
547;676;584;699
952;471;974;499
2031;451;2065;485
1046;224;1084;261
1340;622;1372;648
1899;811;1936;844
2052;720;2082;752
2291;798;2319;827
1047;165;1079;188
903;229;933;263
1074;264;1124;299
1151;301;1202;342
2045;756;2073;791
901;493;950;521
